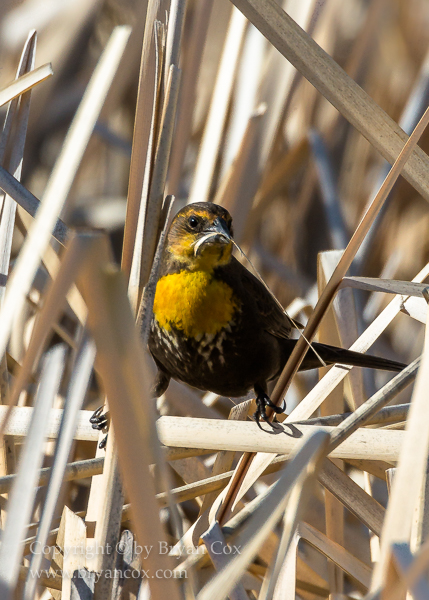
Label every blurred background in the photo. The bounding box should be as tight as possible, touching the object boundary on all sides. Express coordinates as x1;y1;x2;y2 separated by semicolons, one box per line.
1;0;428;394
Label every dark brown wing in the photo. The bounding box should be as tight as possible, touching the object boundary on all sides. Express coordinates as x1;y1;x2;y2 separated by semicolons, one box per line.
239;263;299;340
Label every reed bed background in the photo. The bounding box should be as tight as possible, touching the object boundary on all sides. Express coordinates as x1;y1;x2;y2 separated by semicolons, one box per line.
0;0;429;598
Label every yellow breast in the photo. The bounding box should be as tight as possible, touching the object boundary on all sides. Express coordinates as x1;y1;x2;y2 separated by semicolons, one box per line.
153;271;239;338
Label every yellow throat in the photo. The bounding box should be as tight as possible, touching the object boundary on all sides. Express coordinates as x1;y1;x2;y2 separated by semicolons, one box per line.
153;270;239;338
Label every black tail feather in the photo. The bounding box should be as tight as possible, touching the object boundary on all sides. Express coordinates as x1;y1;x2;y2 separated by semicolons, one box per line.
281;339;406;373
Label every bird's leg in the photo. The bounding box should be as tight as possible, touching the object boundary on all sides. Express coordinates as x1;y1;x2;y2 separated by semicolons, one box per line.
151;368;171;398
89;405;109;449
255;396;275;430
254;385;286;430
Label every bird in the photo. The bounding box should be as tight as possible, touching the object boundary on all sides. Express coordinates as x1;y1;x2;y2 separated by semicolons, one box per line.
147;202;406;428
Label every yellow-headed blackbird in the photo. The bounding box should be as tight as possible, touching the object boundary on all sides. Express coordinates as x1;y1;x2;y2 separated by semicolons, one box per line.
148;202;405;427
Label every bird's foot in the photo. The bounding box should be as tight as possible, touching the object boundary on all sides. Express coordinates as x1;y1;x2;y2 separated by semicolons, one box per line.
254;392;285;430
90;405;109;430
89;406;109;449
98;434;108;449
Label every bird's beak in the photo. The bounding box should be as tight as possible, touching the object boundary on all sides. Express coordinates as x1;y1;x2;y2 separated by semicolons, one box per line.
193;217;232;255
206;217;232;241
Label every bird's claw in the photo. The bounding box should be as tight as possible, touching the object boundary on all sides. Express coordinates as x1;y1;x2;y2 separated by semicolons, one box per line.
89;406;109;449
254;392;285;430
265;397;286;414
90;405;109;430
98;434;108;449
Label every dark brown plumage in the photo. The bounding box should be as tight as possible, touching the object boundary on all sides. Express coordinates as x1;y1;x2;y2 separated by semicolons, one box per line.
148;202;405;427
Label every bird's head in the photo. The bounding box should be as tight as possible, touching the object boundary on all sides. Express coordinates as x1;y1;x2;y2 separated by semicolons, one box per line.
165;202;234;270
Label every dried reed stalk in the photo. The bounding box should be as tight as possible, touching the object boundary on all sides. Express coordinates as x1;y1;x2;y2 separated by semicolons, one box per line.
230;0;429;201
0;63;53;108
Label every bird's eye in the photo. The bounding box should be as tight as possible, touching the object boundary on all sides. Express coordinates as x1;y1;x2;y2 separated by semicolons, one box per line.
188;216;199;228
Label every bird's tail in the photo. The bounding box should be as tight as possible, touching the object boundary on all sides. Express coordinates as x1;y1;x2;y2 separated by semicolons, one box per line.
280;339;406;372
